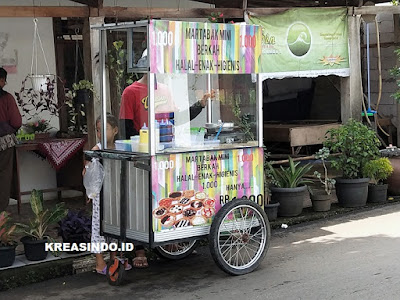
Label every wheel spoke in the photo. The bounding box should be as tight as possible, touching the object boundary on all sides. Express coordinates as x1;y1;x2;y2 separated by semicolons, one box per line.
215;203;269;272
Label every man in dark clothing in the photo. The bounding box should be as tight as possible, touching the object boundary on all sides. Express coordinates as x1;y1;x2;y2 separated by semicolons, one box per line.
0;67;22;211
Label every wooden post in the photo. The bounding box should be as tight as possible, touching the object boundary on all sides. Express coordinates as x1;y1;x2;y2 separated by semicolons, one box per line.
82;18;95;148
341;14;363;123
395;14;400;146
88;16;104;147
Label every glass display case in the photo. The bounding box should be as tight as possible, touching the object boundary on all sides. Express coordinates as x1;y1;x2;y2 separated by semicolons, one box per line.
102;21;262;155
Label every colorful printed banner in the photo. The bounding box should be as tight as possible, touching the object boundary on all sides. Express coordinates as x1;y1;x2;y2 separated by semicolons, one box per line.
248;8;350;79
149;20;261;74
151;148;264;232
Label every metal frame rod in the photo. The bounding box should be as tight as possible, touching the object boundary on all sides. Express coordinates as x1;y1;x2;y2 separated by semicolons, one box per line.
206;74;212;123
99;29;107;150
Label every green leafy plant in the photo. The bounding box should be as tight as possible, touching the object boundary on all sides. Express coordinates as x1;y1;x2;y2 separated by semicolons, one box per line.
24;119;51;133
15;75;59;121
227;90;256;142
65;79;95;134
390;48;400;103
16;190;68;241
0;211;16;247
362;157;393;185
313;147;336;195
266;157;313;188
208;12;224;23
108;40;135;97
324;119;380;179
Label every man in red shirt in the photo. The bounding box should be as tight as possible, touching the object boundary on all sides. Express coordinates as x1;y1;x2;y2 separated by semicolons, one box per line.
119;73;213;138
119;50;214;138
0;67;22;211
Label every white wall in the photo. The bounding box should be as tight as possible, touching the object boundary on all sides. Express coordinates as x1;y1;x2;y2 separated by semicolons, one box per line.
0;17;60;202
0;0;214;203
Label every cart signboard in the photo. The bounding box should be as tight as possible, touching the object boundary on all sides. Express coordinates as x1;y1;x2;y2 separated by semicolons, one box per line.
149;20;261;74
151;148;264;232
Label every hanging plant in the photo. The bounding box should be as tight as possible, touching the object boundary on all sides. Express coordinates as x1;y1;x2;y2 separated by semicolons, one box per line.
15;75;59;121
64;80;94;134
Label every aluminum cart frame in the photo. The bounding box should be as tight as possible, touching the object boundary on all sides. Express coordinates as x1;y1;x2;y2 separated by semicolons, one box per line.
88;20;270;283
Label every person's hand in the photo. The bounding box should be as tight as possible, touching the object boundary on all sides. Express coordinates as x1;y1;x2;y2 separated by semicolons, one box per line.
200;89;216;107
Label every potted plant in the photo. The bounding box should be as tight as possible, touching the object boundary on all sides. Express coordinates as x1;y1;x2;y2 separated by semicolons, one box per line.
15;75;59;121
57;210;91;253
16;190;68;261
23;119;51;139
309;147;336;212
362;158;393;203
324;119;380;207
0;211;17;268
66;79;95;105
64;79;96;135
266;157;313;217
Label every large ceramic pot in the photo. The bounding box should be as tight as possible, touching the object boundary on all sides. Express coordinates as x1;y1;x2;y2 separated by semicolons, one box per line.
21;236;48;261
310;189;332;212
0;243;17;268
270;185;307;217
335;178;369;207
387;158;400;195
367;184;388;203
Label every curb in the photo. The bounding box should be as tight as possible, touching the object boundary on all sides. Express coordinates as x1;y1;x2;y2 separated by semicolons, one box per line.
269;198;400;230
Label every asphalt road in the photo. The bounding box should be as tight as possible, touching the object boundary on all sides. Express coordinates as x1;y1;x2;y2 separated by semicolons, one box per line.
2;203;400;300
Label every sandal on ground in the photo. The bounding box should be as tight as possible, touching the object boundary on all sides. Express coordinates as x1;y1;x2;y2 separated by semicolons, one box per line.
132;256;149;268
96;266;107;275
124;261;132;271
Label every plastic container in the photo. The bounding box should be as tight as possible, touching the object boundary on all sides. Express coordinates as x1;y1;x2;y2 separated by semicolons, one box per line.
130;135;140;152
204;139;220;147
139;123;149;152
160;135;173;142
155;120;160;151
115;140;132;151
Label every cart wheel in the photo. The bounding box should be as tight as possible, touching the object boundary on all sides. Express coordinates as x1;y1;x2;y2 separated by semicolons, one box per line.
155;240;199;260
106;258;125;286
209;199;270;276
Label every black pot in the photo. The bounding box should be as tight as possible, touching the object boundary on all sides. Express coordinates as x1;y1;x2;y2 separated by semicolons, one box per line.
264;202;280;221
270;185;307;217
0;243;17;268
310;190;332;212
335;177;369;207
368;184;388;203
21;236;48;261
74;89;91;104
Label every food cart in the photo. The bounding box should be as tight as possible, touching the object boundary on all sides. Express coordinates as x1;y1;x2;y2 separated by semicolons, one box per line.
88;19;270;284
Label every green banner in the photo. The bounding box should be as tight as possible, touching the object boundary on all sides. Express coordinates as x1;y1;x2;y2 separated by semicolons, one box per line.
248;8;349;79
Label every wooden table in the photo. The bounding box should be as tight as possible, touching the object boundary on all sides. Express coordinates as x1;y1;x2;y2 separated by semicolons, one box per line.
264;122;341;155
11;140;85;214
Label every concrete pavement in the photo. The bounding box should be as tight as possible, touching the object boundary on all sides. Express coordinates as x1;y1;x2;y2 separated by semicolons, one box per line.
2;203;400;300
